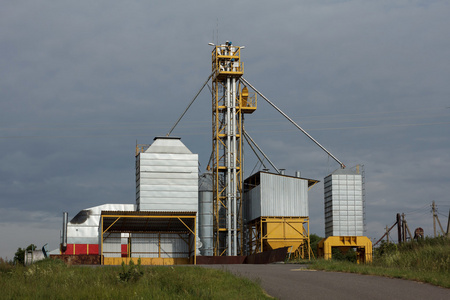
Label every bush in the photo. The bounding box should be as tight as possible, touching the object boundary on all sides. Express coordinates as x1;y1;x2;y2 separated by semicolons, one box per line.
0;258;14;274
374;240;397;258
331;247;357;263
118;259;144;283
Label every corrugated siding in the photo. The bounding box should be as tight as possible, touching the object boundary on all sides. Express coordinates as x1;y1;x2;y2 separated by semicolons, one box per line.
246;185;261;221
199;191;213;256
246;173;308;221
130;233;189;258
324;173;364;237
136;151;198;212
131;233;158;258
160;234;189;258
103;233;121;257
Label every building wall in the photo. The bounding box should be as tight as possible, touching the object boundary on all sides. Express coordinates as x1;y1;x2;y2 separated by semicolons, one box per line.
136;137;198;212
66;204;135;246
245;172;309;222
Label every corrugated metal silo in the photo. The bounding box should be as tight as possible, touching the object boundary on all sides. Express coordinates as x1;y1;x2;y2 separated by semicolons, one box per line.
136;137;198;212
324;167;364;237
198;172;213;256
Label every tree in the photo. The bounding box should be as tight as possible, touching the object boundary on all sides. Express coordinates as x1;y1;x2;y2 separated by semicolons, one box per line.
14;244;37;265
309;234;323;258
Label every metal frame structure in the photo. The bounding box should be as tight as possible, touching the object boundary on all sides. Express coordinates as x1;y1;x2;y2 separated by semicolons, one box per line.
100;211;196;265
210;42;256;256
247;216;312;259
317;236;372;263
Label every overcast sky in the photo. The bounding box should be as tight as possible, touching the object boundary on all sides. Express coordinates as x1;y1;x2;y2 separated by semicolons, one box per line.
1;1;449;259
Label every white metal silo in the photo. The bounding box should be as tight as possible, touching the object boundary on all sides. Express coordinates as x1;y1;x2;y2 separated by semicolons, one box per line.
324;167;364;237
135;136;198;212
198;172;213;256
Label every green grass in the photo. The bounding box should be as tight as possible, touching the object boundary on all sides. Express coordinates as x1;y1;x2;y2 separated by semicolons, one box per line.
307;236;450;288
0;259;272;299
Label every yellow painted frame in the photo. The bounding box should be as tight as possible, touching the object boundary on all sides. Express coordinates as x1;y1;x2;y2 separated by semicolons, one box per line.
317;236;373;263
248;216;312;259
100;213;196;265
210;44;257;256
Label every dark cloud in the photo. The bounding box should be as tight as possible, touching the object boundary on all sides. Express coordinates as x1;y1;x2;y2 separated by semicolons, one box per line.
1;1;449;257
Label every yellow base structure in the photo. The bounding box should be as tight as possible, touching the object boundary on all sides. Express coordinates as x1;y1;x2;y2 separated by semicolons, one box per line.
318;236;372;263
248;216;312;259
103;257;190;266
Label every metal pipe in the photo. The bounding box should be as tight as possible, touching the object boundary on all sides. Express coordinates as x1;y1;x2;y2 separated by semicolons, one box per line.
226;77;232;255
243;131;268;170
167;73;213;136
232;77;237;256
62;212;68;252
240;77;346;169
243;130;280;174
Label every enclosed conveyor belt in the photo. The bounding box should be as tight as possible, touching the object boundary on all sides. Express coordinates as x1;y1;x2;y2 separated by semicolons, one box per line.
240;77;346;169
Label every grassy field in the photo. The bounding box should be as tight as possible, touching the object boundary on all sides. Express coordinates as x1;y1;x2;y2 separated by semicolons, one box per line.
0;259;271;299
307;236;450;288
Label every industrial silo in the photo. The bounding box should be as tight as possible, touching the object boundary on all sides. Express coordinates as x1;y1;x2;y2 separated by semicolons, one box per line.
324;167;364;237
318;166;372;263
198;172;213;256
244;171;318;258
132;136;199;263
135;136;198;212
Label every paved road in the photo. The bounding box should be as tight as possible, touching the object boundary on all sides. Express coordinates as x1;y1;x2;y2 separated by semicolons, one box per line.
202;264;450;300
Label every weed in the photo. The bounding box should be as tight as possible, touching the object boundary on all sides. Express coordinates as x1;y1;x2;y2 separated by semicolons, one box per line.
118;258;144;283
0;258;14;274
0;260;271;299
309;237;450;288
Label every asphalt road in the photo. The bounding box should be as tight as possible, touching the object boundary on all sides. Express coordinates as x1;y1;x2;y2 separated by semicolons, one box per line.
202;264;450;300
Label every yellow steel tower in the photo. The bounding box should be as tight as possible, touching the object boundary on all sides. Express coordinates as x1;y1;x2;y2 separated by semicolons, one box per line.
210;41;256;255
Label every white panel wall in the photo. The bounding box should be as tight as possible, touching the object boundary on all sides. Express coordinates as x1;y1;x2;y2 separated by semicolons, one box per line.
130;233;189;258
67;204;135;244
324;172;364;237
103;233;121;258
136;145;198;212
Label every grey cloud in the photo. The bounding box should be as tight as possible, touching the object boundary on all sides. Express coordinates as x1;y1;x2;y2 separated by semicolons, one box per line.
1;1;449;257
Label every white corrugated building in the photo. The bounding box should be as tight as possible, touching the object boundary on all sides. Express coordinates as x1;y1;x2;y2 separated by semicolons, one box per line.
136;136;198;212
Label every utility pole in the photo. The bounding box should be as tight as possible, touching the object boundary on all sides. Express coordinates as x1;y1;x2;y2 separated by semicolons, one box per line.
446;209;450;237
385;225;390;243
402;214;406;243
397;213;402;243
432;201;437;237
402;213;412;241
402;213;411;242
432;201;445;236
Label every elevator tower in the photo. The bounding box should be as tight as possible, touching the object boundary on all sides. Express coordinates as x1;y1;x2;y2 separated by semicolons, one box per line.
210;41;256;255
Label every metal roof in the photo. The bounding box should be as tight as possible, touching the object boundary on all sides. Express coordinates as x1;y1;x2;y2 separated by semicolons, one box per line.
101;211;196;233
244;171;319;189
145;136;193;154
329;168;359;176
